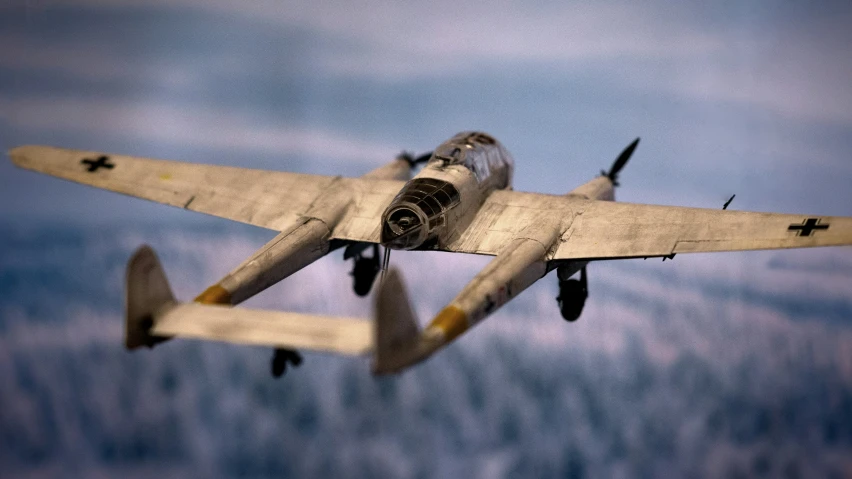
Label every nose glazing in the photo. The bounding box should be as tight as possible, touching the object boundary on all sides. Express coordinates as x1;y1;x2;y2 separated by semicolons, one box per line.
382;205;428;250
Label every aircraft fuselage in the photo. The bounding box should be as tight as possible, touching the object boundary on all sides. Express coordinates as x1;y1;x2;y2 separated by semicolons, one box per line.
381;132;514;250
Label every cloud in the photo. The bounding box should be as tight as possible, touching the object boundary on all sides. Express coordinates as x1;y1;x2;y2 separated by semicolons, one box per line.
0;32;197;88
626;45;852;125
36;0;851;125
52;0;718;82
0;95;399;165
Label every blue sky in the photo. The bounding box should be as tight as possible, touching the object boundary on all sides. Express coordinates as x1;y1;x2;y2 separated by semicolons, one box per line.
2;2;852;477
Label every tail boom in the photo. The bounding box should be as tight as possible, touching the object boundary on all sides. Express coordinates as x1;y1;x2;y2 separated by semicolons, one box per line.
373;214;563;373
125;245;372;355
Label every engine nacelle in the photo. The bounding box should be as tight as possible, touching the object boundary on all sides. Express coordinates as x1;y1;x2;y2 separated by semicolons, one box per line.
556;266;588;322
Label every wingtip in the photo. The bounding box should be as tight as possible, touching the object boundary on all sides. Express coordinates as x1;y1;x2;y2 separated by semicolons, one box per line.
7;145;31;166
7;145;52;168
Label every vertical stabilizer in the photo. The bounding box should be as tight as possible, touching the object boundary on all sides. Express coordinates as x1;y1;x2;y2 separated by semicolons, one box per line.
372;268;421;374
125;245;176;349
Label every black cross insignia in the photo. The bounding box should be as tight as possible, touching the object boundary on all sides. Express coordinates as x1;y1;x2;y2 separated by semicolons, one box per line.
80;155;115;172
788;218;829;237
483;294;496;314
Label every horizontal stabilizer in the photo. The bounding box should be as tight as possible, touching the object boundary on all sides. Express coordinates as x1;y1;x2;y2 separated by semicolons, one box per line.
125;245;372;355
151;303;372;355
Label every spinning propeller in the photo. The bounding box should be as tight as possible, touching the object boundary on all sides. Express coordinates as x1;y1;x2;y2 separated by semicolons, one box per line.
602;137;640;187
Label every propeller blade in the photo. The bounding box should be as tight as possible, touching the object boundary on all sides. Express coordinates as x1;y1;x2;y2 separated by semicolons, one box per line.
607;137;640;184
399;151;433;167
413;151;432;164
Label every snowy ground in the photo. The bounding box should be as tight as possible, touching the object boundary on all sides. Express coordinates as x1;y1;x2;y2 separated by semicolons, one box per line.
1;223;851;478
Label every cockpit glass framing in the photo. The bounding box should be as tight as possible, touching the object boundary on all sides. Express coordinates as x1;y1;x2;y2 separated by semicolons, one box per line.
382;178;461;249
433;145;466;166
427;131;511;186
390;178;461;219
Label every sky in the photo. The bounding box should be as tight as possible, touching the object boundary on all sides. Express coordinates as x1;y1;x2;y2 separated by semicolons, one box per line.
1;1;852;477
2;0;852;222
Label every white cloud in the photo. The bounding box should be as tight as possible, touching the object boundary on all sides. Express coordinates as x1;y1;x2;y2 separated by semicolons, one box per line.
0;95;399;165
292;2;721;78
0;307;121;350
1;1;719;86
627;46;852;125
0;33;198;89
55;0;852;124
3;0;850;155
71;0;719;64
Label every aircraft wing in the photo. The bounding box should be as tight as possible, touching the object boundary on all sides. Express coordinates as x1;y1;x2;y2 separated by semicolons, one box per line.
553;200;852;260
439;190;574;255
9;145;404;232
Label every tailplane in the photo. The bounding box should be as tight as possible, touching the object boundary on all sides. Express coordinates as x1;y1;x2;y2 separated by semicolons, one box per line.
126;248;427;373
125;245;373;356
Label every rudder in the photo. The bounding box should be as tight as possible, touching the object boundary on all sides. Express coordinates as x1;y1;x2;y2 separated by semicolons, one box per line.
372;268;421;374
125;245;176;349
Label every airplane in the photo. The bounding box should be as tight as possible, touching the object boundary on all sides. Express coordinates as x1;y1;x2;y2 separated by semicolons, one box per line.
9;131;852;377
